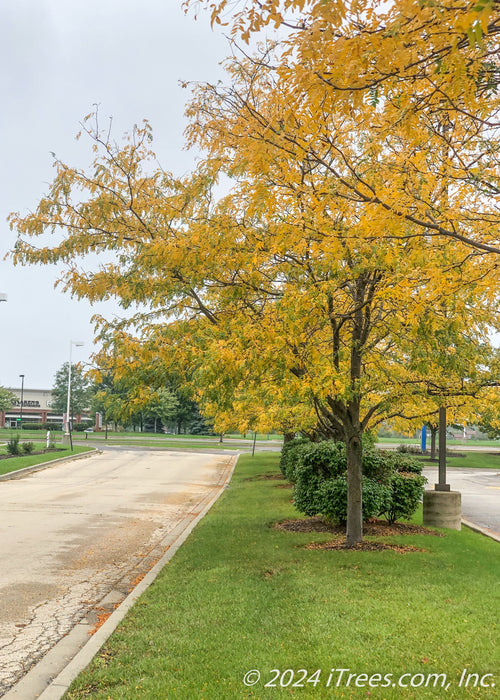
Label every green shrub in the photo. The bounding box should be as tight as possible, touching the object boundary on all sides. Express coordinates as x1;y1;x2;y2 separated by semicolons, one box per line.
6;435;21;455
362;430;377;451
279;437;310;481
383;451;423;474
312;476;391;524
289;440;425;525
21;441;35;454
292;468;325;515
282;441;422;486
299;440;347;478
380;471;427;524
283;439;348;483
362;449;395;484
397;443;422;455
22;423;43;430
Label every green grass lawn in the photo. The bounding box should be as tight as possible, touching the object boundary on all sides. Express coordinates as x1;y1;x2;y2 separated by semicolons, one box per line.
66;453;499;699
421;452;500;469
82;439;245;451
0;445;94;475
379;436;500;448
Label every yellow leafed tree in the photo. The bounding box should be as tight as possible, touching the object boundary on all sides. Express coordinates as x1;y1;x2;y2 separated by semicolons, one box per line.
10;0;500;542
10;90;499;544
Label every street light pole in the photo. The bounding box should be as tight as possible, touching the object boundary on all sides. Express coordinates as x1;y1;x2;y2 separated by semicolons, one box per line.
63;341;84;445
19;374;25;430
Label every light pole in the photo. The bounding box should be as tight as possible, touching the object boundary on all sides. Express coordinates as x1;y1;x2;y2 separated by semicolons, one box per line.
63;341;84;445
19;374;25;430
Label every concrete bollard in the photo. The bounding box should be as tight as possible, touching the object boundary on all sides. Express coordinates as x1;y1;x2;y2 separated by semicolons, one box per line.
423;490;462;530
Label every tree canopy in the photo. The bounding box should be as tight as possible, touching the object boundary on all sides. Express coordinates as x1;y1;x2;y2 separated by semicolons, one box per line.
9;1;500;542
185;0;500;256
51;362;95;416
0;386;15;413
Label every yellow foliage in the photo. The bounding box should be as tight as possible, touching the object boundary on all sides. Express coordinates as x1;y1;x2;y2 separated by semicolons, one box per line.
9;2;500;440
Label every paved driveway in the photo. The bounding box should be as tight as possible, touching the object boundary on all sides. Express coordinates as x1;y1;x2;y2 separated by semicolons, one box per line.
0;448;234;695
423;466;500;536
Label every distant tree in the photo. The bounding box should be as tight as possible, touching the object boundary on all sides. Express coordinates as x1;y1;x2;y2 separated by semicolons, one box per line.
477;395;500;440
51;363;95;416
143;387;179;432
0;386;15;412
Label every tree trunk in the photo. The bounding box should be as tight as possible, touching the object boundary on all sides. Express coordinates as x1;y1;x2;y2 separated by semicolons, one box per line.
430;426;437;460
345;428;363;546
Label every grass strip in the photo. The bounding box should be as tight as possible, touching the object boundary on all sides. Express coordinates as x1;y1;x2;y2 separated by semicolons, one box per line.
0;430;282;442
0;446;93;475
82;439;243;451
378;437;500;448
422;452;500;470
66;453;499;699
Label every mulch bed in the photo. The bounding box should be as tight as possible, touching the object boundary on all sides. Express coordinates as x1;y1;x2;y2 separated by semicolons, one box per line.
274;517;442;553
304;540;425;553
275;516;442;537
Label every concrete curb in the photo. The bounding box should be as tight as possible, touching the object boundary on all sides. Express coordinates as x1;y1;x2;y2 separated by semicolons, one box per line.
0;448;98;481
461;517;500;543
6;454;238;700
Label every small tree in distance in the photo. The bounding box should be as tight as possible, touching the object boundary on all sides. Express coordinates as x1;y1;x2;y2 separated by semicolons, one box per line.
0;386;16;413
51;363;95;418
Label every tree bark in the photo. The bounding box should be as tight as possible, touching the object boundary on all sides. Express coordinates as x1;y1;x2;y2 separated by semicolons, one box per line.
345;425;363;546
430;425;437;460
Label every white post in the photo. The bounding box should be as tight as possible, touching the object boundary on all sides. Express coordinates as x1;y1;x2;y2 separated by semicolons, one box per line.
62;340;84;445
65;348;72;436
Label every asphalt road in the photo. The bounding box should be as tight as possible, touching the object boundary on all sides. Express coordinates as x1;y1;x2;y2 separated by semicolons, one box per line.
423;466;500;535
0;448;234;696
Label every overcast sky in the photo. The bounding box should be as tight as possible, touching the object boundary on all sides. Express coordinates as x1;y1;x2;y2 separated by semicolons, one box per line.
0;0;229;390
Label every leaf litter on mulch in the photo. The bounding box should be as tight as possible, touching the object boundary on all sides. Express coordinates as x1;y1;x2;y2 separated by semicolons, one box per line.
274;517;443;553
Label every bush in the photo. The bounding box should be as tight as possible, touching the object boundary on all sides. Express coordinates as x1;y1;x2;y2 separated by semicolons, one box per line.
308;476;391;524
288;440;425;525
381;472;427;524
362;430;377;451
299;440;347;479
20;423;62;431
42;422;60;430
6;435;20;455
362;449;395;484
279;437;311;481
397;443;422;455
383;451;423;474
282;439;348;484
21;441;35;454
282;440;421;485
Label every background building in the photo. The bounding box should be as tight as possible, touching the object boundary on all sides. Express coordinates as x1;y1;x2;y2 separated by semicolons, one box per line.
0;387;89;428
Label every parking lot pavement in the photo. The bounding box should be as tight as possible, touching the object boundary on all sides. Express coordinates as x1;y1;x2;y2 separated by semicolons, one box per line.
422;466;500;536
0;449;234;696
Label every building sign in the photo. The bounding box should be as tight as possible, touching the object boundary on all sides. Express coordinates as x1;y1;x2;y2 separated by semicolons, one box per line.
11;399;41;408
